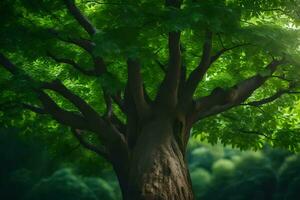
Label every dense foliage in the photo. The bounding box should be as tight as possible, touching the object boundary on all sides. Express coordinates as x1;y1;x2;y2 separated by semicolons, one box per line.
1;0;300;151
188;140;299;200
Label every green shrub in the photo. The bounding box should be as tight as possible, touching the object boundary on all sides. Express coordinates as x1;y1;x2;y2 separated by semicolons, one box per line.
275;155;300;200
84;177;117;200
191;168;211;199
26;168;98;200
222;152;276;200
190;147;221;171
212;159;235;179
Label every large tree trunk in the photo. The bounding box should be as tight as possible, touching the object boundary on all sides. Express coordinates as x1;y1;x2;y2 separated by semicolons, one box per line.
117;117;194;200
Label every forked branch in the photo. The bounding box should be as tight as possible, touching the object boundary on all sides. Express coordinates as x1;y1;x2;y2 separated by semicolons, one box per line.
210;43;251;64
127;59;149;117
156;31;181;108
47;52;98;76
42;80;102;121
243;88;300;107
0;52;128;154
38;90;89;129
189;59;286;123
72;128;110;160
182;30;212;106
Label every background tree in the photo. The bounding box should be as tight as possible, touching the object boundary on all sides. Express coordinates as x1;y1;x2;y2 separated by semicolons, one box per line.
1;0;300;199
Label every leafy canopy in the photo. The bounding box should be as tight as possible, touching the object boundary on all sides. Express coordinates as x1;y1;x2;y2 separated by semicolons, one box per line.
1;0;300;154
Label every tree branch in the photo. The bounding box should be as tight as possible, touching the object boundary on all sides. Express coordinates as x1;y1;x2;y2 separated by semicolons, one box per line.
243;89;300;107
64;0;96;36
156;31;181;108
67;38;94;53
127;58;149;117
123;84;139;149
48;30;107;75
238;129;275;140
48;29;95;53
42;80;102;122
37;91;89;129
181;30;212;107
210;43;251;65
243;90;287;107
71;128;110;160
0;53;92;130
47;52;98;76
0;53;128;154
22;103;47;114
190;59;286;123
0;53;18;75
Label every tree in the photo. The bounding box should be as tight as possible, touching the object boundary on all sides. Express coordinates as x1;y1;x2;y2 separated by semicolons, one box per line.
1;0;300;199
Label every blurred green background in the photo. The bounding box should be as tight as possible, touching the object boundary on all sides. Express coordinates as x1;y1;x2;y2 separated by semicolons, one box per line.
1;127;299;200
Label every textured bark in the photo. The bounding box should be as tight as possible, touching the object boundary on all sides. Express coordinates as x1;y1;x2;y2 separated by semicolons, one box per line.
118;117;194;200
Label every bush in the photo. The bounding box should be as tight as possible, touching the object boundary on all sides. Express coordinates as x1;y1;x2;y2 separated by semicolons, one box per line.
26;168;98;200
84;177;117;200
212;159;235;179
191;168;211;199
222;152;276;200
275;155;300;200
201;151;277;200
190;147;221;171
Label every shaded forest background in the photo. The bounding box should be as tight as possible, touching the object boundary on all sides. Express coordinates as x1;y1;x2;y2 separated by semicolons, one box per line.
1;127;299;200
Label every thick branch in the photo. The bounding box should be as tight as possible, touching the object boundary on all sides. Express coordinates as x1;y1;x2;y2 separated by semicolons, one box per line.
156;32;181;108
182;30;212;105
38;91;89;129
123;84;139;149
190;59;285;123
68;38;94;53
42;80;101;122
72;128;110;160
64;0;96;36
42;82;127;149
48;29;95;53
127;58;149;117
0;53;128;154
0;53;92;129
178;61;186;98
